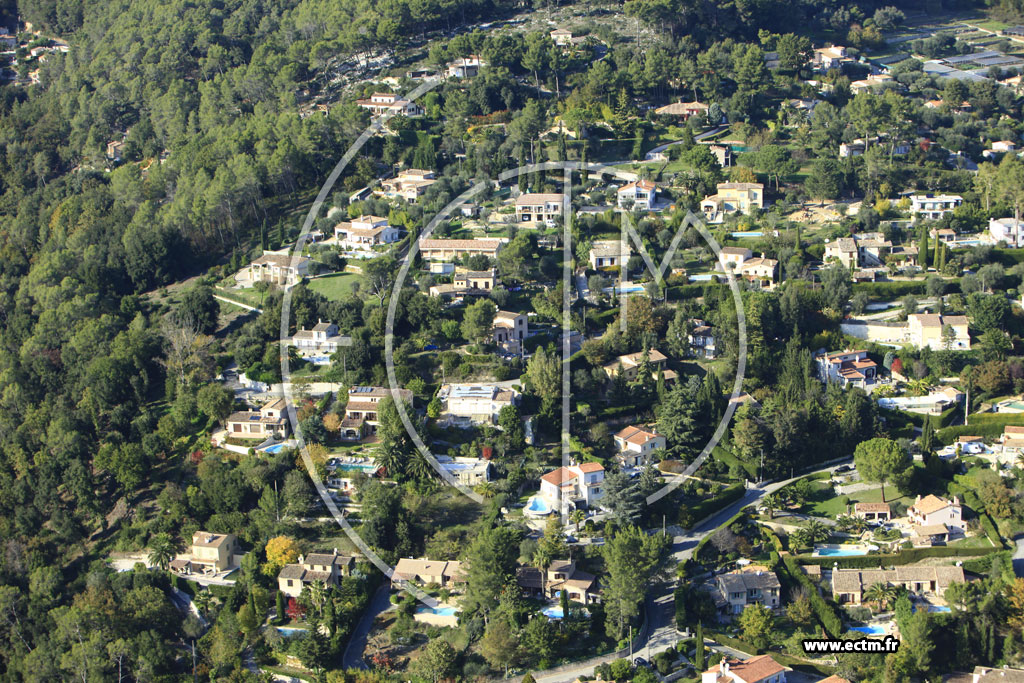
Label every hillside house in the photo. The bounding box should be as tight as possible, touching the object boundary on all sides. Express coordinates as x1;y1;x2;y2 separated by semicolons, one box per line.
334;215;400;251
908;494;965;532
715;567;782;615
341;386;413;441
515;193;563;224
831;565;965;605
613;425;666;468
907;314;970;350
814;349;878;388
910;194;963;222
418;238;504;261
603;348;669;382
516;558;600;604
719;246;753;270
689;323;717;359
445;55;484;78
292;320;347;355
440;383;518;425
169;531;241;575
617;179;657;210
702;656;789;683
540;462;605;510
701;183;764;223
355;92;424;117
392;558;464;589
990;217;1024;247
244;251;311;286
589;239;629;269
381;169;436;202
492;310;528;353
225;398;288;439
654;100;709;120
738;257;778;288
278;550;355;598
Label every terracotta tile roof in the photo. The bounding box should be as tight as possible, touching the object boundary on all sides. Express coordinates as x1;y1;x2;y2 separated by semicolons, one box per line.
615;425;663;446
854;502;890;513
912;494;956;516
542;467;576;486
419;238;503;251
704;655;787;683
516;192;563;205
577;462;604;473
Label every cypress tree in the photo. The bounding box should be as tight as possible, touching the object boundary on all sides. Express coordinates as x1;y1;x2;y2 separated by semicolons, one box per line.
695;622;706;670
276;590;286;624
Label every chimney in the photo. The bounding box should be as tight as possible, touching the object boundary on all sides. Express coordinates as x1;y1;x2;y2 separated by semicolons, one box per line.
722;661;730;675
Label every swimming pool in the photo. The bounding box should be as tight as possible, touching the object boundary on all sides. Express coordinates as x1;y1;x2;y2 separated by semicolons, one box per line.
333;462;380;473
850;625;886;635
689;274;715;282
813;544;877;557
603;284;646;294
276;627;308;637
542;605;565;619
262;443;287;454
306;356;331;365
525;495;553;516
416;606;458;616
730;231;763;238
913;604;951;613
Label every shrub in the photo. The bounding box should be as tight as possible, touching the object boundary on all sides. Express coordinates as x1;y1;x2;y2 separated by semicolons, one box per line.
679;483;745;529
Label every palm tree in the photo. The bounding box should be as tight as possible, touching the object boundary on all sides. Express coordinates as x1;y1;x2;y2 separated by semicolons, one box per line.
475;482;497;499
570;509;586;533
148;533;176;572
762;494;782;520
405;452;434;481
374;442;405;478
532;547;554;601
788;527;811;551
804;519;832;545
308;581;328;618
863;582;889;611
193;590;213;620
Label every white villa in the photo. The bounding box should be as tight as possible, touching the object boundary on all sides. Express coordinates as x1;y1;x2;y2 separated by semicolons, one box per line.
355;92;424;117
910;194;962;222
540;462;605;510
381;169;437;202
515;193;563;224
440;383;519;425
617;179;657;210
292;320;347;355
613;425;666;468
990;217;1024;247
334;215;400;251
492;310;528;353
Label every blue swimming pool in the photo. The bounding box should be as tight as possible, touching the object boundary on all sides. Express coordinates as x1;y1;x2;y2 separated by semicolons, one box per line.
913;604;951;613
603;284;646;294
813;544;872;557
730;231;763;238
850;625;886;635
525;495;553;515
276;627;308;638
262;443;287;454
417;606;458;616
307;356;331;365
542;605;565;619
689;274;715;282
334;462;379;473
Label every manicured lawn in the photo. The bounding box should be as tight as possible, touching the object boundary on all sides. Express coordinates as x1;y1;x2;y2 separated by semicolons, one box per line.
214;286;267;309
711;446;757;480
307;272;361;301
804;482;911;518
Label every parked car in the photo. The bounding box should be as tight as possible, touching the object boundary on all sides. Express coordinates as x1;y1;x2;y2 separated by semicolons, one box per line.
834;464;853;474
634;658;650;669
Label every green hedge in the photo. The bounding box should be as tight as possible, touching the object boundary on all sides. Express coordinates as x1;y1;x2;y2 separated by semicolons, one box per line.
962;550;1011;574
795;545;999;568
666;283;728;300
852;281;927;298
781;556;842;638
937;413;1024;445
680;483;746;529
951;485;1007;549
708;632;758;656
